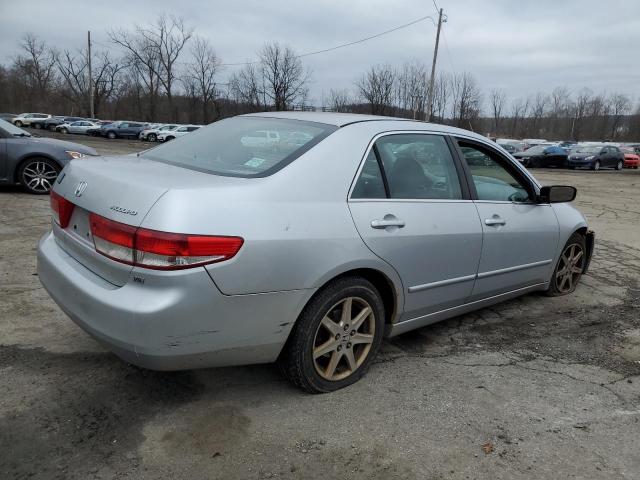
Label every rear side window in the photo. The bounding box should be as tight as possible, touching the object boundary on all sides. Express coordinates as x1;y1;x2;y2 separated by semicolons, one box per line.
353;134;462;200
352;150;386;199
142;117;337;177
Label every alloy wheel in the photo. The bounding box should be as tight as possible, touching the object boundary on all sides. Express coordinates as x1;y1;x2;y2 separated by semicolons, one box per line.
21;160;58;193
312;296;375;381
593;160;600;171
555;243;585;293
617;161;623;170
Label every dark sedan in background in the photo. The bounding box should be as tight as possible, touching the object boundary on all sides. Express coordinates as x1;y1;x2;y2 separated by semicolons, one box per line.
88;121;148;139
514;145;568;168
567;145;625;170
0;119;97;194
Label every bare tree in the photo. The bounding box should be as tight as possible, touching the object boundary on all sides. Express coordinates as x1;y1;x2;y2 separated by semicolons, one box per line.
395;61;427;119
356;64;396;115
509;97;529;137
571;88;592;140
15;33;57;108
450;72;482;129
259;42;310;111
327;89;354;112
110;14;193;120
608;93;631;140
431;72;450;123
228;63;263;111
529;92;548;136
185;36;221;123
489;88;507;134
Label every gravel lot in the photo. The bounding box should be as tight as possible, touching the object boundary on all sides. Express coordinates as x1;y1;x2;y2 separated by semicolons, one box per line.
1;132;639;479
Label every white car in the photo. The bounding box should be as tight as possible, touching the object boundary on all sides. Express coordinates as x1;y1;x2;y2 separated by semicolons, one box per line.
13;113;51;127
56;120;100;135
157;125;202;142
240;130;281;147
140;124;179;142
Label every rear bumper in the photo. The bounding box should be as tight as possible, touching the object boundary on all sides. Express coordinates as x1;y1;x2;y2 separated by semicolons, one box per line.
37;231;312;370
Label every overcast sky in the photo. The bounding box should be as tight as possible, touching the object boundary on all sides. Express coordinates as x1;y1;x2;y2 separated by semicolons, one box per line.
2;0;639;107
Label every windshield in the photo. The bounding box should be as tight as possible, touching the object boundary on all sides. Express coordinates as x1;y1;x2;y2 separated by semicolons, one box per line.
571;146;600;154
0;118;31;136
142;117;338;177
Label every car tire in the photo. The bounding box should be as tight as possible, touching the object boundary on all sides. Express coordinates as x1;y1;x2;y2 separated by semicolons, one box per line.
60;127;68;134
148;133;157;142
546;232;587;297
616;160;623;170
278;276;385;393
107;131;117;139
592;160;600;171
34;123;42;129
14;120;23;127
18;157;61;195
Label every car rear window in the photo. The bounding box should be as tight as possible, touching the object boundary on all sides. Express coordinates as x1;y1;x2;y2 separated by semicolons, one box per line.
142;117;338;177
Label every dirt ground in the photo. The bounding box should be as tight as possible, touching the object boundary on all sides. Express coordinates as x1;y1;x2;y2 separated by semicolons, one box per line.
1;133;639;479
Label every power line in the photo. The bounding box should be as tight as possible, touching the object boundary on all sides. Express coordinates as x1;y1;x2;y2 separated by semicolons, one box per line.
91;15;435;67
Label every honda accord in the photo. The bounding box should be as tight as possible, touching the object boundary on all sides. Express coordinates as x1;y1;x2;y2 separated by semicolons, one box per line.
37;112;594;392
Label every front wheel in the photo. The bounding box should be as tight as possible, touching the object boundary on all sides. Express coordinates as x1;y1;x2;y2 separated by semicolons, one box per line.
616;160;623;170
14;120;23;127
547;233;586;296
106;131;117;139
148;133;157;142
279;277;385;393
18;158;60;194
60;127;68;134
592;160;600;171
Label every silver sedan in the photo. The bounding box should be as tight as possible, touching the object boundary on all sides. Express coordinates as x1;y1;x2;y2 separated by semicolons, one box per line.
56;120;100;135
37;112;594;392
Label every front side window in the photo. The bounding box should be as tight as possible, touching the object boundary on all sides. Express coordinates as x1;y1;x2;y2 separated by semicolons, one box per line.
458;141;531;203
142;116;337;177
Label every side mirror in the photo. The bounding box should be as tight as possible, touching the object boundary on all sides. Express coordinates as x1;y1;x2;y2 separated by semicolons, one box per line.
538;186;576;203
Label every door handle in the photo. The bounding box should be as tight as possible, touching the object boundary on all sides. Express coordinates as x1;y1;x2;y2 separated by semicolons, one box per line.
484;216;506;226
371;218;405;229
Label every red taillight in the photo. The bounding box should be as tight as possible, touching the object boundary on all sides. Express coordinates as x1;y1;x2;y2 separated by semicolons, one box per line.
50;190;75;228
89;213;243;270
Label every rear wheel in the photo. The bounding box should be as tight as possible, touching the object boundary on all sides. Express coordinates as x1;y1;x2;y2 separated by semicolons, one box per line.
107;131;117;139
34;123;42;129
18;158;60;195
279;277;385;393
547;233;586;296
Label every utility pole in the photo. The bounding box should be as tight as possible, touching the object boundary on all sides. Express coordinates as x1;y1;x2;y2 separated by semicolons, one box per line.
87;31;94;118
426;8;444;122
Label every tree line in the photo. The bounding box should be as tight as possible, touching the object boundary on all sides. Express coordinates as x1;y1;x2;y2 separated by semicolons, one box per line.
1;15;638;141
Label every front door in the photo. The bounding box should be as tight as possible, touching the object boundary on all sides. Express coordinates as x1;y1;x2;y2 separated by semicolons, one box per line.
455;139;559;300
348;133;483;320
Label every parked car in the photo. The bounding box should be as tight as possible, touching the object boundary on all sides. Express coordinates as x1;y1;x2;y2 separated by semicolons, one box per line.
157;124;201;142
513;145;568;168
558;141;577;151
37;112;593;392
99;121;149;139
43;116;86;131
0;119;97;194
498;142;517;154
239;129;281;147
12;113;51;127
56;120;100;135
140;124;179;142
567;144;625;170
619;146;640;169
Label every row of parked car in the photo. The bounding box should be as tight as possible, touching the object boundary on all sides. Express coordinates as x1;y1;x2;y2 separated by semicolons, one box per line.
495;138;640;171
2;113;202;143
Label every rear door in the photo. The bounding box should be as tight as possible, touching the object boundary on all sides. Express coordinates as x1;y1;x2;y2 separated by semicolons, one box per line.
454;138;559;300
348;133;483;320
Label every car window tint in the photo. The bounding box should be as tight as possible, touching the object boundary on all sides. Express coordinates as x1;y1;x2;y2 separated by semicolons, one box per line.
374;134;462;200
351;150;386;199
459;142;531;203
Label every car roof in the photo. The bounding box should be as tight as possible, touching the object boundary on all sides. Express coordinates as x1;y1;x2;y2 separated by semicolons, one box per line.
241;111;486;139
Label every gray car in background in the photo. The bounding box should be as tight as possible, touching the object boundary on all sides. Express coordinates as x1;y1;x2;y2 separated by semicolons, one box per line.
37;112;594;392
0;119;97;194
